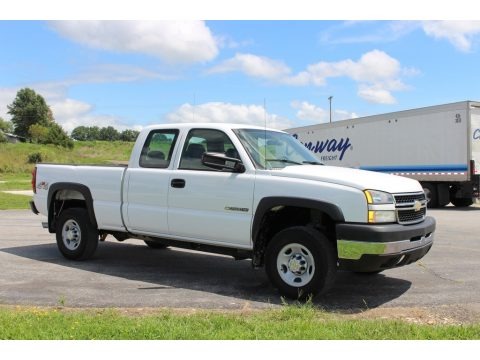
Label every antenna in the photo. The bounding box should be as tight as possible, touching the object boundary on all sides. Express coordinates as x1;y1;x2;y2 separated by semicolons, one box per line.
264;98;267;168
264;98;267;130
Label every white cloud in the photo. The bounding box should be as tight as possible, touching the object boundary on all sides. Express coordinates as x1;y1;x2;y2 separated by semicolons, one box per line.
208;53;291;80
301;50;403;86
209;50;412;104
335;109;359;120
291;101;358;122
422;21;480;52
165;102;293;130
291;101;327;122
0;88;17;122
357;85;396;104
52;99;141;133
50;21;218;63
319;21;419;45
73;64;174;84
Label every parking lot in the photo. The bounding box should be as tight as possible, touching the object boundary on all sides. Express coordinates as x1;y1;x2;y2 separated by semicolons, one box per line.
0;208;479;322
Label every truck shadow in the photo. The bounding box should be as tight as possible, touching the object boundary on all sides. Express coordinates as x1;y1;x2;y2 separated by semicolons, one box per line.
0;240;411;312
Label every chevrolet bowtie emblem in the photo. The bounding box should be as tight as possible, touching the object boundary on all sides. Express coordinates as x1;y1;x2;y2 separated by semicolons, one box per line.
413;200;422;212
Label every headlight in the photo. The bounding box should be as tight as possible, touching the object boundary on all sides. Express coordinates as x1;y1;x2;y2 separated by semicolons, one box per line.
364;190;394;204
364;190;396;223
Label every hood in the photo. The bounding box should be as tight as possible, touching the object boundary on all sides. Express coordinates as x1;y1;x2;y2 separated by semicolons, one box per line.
270;165;422;194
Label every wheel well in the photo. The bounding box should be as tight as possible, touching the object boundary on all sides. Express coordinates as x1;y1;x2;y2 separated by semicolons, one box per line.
48;188;97;233
252;205;337;267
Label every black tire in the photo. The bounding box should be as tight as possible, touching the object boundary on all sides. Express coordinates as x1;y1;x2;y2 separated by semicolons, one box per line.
56;208;98;260
451;197;473;207
449;185;474;207
422;183;438;208
144;240;168;249
265;226;336;300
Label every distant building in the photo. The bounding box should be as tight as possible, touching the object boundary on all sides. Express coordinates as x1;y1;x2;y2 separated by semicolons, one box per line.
4;133;26;143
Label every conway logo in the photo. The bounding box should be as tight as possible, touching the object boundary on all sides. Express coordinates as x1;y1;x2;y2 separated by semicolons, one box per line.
293;134;352;161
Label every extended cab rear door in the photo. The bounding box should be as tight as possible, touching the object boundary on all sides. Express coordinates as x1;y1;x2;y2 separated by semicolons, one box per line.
123;128;179;235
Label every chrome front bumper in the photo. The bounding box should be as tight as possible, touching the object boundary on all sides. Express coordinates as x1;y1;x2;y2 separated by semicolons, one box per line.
335;216;436;271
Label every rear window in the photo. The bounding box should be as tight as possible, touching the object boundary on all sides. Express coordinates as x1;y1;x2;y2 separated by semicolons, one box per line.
139;129;179;168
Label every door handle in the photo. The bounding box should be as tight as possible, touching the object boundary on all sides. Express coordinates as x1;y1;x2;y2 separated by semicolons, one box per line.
171;178;186;188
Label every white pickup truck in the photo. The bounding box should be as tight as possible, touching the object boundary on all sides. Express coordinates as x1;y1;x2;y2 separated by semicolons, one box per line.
30;123;435;299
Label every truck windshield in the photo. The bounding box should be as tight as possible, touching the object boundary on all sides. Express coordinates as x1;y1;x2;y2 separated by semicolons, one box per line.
234;129;322;169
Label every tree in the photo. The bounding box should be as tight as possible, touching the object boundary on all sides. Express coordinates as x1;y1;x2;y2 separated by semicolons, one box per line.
71;126;90;141
46;123;74;149
0;117;14;134
87;126;100;141
99;126;120;141
120;129;140;142
7;88;53;138
29;124;50;144
71;126;102;141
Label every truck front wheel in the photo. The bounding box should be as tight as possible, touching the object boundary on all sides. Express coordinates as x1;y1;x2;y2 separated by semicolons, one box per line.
265;226;336;300
56;208;99;260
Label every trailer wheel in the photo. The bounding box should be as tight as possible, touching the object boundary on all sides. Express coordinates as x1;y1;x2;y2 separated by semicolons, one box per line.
56;208;99;260
450;185;474;207
422;183;438;208
451;197;473;207
265;226;336;300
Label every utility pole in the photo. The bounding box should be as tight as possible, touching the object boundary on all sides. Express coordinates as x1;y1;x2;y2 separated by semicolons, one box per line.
328;96;333;123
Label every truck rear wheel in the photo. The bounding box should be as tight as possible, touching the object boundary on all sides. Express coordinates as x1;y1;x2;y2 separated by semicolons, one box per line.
265;226;336;300
56;208;99;260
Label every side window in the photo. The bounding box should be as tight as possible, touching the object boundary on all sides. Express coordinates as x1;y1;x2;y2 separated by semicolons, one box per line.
179;129;241;171
139;129;179;168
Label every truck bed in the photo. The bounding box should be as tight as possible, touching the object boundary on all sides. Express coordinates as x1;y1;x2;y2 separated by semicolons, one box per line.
34;164;128;231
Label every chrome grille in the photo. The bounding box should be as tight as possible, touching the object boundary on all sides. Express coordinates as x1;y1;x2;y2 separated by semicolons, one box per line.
394;192;427;224
394;193;426;205
398;208;426;223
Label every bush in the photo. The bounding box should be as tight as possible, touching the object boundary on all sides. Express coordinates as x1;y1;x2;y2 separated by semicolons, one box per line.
0;131;7;143
27;123;73;149
27;152;43;164
28;124;50;144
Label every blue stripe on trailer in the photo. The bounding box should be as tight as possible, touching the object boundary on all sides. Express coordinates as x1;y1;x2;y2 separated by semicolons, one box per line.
359;164;468;173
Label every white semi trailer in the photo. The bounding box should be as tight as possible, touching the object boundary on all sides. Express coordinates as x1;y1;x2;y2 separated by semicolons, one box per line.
287;101;480;208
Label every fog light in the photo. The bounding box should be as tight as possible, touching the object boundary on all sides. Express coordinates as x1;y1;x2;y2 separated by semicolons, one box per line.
368;210;396;223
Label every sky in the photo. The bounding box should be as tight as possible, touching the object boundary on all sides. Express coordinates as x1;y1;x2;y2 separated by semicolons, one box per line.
1;17;480;133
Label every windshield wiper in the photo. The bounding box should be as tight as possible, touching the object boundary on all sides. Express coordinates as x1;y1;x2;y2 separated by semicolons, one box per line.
302;161;323;165
265;158;303;165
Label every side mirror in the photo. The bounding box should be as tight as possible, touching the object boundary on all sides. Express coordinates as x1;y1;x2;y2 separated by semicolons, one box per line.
201;152;246;173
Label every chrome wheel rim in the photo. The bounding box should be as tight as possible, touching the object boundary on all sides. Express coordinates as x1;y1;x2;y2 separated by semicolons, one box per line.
276;243;315;287
62;219;81;251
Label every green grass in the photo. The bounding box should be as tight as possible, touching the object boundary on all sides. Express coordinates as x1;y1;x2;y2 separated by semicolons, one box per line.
0;141;133;209
0;306;478;340
0;173;33;210
0;174;31;190
0;141;134;175
0;192;31;210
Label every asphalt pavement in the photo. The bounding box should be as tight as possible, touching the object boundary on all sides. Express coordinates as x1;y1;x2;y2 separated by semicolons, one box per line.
0;208;479;321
